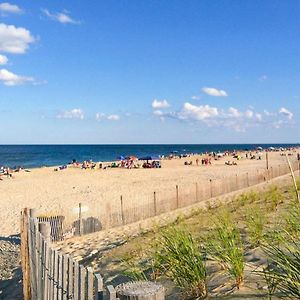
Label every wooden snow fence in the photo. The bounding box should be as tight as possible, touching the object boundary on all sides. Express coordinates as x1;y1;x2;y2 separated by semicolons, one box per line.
20;208;104;300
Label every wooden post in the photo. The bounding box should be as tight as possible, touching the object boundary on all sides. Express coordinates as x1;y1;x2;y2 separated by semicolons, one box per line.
266;151;269;170
153;192;157;216
246;172;249;187
116;281;165;299
29;208;37;218
209;179;213;198
78;203;82;236
120;195;125;225
286;154;300;204
94;273;103;300
20;208;31;300
176;185;179;208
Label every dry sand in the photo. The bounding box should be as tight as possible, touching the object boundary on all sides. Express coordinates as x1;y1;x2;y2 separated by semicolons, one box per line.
0;151;296;236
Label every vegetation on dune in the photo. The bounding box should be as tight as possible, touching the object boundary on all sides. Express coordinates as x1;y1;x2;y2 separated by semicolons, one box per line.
246;206;265;247
205;210;244;289
153;227;208;299
108;180;300;299
265;185;284;211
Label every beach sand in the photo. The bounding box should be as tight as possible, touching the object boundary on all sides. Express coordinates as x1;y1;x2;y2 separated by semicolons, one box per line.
0;150;296;237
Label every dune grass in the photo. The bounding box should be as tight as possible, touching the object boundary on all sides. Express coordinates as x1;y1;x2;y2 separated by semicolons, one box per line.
153;227;208;299
246;206;265;247
205;210;244;289
97;179;300;299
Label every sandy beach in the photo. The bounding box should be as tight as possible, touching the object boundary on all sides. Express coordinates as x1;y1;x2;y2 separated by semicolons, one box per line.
0;150;297;237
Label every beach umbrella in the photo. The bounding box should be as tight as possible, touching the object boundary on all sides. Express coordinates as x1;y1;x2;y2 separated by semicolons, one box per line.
257;147;263;150
126;155;138;161
117;155;125;160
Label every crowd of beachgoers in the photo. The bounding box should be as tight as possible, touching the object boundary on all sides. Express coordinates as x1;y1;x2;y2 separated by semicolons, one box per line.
1;146;299;181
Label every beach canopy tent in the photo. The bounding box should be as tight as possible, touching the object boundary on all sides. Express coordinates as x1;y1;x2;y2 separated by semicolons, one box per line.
117;155;125;160
138;156;160;161
257;147;263;150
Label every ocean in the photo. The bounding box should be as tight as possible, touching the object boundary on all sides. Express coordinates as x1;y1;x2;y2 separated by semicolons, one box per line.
0;144;298;168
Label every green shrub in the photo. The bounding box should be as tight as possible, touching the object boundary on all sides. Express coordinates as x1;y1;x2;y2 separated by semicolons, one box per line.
206;210;244;288
154;227;207;299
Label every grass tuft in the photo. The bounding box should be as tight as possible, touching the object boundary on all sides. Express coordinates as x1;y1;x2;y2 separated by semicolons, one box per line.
246;206;265;247
206;210;244;289
154;226;208;299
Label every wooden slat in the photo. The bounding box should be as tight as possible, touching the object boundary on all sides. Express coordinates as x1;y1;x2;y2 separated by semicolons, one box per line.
80;265;87;300
53;250;59;300
94;273;103;300
87;267;94;300
58;253;63;300
67;256;74;299
62;254;68;300
47;248;53;300
74;261;79;300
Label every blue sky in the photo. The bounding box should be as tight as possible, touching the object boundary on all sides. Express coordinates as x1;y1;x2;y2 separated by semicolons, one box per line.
0;0;299;144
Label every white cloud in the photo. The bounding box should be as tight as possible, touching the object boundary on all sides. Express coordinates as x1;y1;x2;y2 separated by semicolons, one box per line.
96;113;120;121
42;9;80;24
202;87;228;97
279;107;293;120
107;114;120;121
152;99;170;109
255;113;262;121
0;68;33;85
179;102;219;121
0;54;8;64
0;23;35;54
57;108;84;119
245;109;254;118
153;110;163;116
191;95;200;100
0;2;23;14
227;107;242;118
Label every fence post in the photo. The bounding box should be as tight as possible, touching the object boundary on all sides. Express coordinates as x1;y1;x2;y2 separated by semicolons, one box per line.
120;195;125;225
153;192;157;216
209;179;213;198
78;203;82;236
20;208;31;300
176;185;179;208
270;166;273;179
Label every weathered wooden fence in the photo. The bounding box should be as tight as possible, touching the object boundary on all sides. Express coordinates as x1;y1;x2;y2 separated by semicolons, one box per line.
58;160;300;238
20;208;104;300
